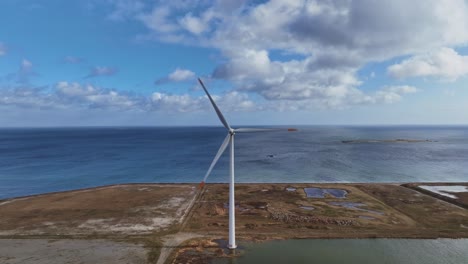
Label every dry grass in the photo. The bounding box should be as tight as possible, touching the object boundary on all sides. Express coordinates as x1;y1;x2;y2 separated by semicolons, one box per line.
186;183;468;239
0;184;196;237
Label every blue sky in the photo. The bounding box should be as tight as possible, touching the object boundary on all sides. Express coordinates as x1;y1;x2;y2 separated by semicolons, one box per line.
0;0;467;126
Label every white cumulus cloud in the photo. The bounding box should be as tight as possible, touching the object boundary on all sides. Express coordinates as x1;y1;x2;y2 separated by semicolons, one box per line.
178;13;209;35
1;81;259;113
56;82;136;109
121;0;468;109
374;86;419;104
137;6;178;34
155;68;195;84
168;68;195;81
388;47;468;81
151;92;203;112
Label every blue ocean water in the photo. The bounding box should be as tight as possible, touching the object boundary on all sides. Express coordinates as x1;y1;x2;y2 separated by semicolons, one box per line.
0;126;467;199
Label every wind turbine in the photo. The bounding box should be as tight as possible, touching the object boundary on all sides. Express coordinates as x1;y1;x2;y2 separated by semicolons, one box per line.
198;78;296;249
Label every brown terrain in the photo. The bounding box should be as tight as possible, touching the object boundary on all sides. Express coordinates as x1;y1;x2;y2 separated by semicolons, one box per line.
0;182;467;263
0;184;197;237
184;183;468;240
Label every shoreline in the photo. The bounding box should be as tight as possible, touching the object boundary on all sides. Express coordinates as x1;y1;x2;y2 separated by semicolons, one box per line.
2;181;468;202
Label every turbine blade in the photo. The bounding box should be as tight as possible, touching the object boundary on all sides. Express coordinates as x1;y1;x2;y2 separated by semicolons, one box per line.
198;78;231;131
202;133;231;182
235;127;298;133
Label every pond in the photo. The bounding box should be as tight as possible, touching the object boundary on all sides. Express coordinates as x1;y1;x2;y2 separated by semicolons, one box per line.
212;239;468;264
329;201;384;215
304;187;348;198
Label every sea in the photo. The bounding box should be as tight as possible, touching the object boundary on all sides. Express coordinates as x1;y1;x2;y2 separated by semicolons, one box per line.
0;125;467;199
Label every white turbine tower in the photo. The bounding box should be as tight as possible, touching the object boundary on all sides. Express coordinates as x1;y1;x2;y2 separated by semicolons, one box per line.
198;78;296;249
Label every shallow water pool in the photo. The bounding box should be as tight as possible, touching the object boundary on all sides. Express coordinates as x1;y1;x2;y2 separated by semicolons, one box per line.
304;187;348;198
212;239;468;264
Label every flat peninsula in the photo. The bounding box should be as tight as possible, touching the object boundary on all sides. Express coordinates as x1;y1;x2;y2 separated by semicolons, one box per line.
0;182;467;263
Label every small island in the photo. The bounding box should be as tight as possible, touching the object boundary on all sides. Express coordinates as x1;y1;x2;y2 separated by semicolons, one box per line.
342;139;436;144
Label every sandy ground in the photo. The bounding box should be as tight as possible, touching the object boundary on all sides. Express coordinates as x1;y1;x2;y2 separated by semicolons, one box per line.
0;184;196;236
0;239;147;264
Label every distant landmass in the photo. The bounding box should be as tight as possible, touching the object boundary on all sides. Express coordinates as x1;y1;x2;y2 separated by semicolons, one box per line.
342;139;436;144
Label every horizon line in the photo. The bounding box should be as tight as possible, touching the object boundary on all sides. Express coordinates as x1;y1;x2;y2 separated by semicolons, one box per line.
0;124;467;129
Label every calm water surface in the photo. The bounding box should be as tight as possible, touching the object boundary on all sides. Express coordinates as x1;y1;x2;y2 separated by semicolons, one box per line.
0;126;467;199
213;239;468;264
